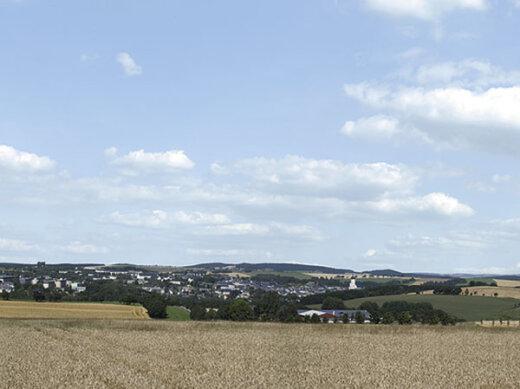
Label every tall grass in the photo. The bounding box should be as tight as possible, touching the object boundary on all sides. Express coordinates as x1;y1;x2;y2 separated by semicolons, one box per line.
0;320;519;388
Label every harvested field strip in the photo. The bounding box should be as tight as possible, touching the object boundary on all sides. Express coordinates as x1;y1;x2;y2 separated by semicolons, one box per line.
0;320;519;388
0;301;149;320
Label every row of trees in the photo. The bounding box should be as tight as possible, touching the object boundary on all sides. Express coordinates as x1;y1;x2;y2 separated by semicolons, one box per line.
359;301;456;325
189;292;302;322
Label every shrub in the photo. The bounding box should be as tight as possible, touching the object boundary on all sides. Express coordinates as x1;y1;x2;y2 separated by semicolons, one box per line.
382;312;394;324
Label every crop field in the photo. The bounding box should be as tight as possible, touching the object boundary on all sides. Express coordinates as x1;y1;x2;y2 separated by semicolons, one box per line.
337;294;520;321
494;279;520;288
0;301;149;320
465;286;520;300
0;320;519;388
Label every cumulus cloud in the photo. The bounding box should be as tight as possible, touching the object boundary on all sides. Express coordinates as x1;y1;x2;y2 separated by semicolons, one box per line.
106;147;194;174
367;193;474;217
186;248;273;258
56;241;109;254
344;81;520;154
103;210;169;228
0;145;55;172
341;115;401;141
219;155;417;200
404;60;520;87
116;52;142;76
206;222;326;241
173;211;230;225
101;210;230;228
364;0;486;21
0;237;41;251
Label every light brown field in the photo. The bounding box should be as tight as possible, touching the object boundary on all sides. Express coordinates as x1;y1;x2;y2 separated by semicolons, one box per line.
494;279;520;288
0;300;149;320
0;320;519;388
304;272;354;279
478;320;520;327
410;277;450;285
224;272;251;278
464;286;520;299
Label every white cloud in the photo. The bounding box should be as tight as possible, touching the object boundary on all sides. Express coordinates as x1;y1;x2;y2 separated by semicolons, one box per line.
106;147;194;174
368;193;474;217
103;210;169;228
221;155;417;200
406;60;520;87
116;52;142;76
101;210;230;228
206;222;326;241
173;211;230;225
364;249;377;257
344;82;520;154
341;115;400;141
0;237;40;251
186;248;272;258
207;223;270;235
56;241;109;254
492;174;511;184
0;145;55;172
364;0;486;21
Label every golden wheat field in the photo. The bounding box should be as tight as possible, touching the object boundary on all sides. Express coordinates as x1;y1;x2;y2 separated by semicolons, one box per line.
465;286;520;299
0;300;149;320
0;320;519;389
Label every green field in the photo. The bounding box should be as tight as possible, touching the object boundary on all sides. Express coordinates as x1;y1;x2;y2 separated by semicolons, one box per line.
318;294;520;321
166;306;190;321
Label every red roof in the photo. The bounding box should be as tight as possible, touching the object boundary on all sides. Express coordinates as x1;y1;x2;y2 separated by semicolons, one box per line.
319;313;336;318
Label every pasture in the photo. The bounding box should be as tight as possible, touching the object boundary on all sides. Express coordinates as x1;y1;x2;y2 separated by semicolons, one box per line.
166;305;190;321
335;294;520;321
0;300;149;320
0;320;519;388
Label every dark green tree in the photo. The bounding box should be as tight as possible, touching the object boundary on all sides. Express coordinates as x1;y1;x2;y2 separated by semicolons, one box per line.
355;311;365;324
254;291;282;321
310;313;321;323
382;312;394;324
397;311;412;324
189;305;207;321
342;313;350;324
33;290;46;302
143;294;167;319
229;299;254;321
321;297;345;310
1;290;9;300
359;301;380;324
48;290;63;302
277;304;300;323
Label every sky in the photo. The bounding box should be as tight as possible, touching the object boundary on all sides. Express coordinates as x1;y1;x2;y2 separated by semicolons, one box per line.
1;0;520;274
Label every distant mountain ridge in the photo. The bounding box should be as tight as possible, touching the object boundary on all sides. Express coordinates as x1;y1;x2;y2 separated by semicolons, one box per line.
185;262;355;274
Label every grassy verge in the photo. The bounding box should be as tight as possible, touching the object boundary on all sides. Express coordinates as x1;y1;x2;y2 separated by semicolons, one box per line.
167;306;190;321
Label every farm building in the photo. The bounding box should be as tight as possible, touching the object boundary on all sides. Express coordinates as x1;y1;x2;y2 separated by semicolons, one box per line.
297;309;370;323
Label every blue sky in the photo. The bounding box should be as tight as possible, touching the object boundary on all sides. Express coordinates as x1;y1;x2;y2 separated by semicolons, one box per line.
1;0;520;273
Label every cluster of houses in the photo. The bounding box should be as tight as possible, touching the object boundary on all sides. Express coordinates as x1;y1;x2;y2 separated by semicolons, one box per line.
213;276;356;300
297;309;370;323
0;265;362;303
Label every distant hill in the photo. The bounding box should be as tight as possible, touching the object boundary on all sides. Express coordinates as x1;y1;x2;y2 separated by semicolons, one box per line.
366;269;404;277
185;262;355;274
